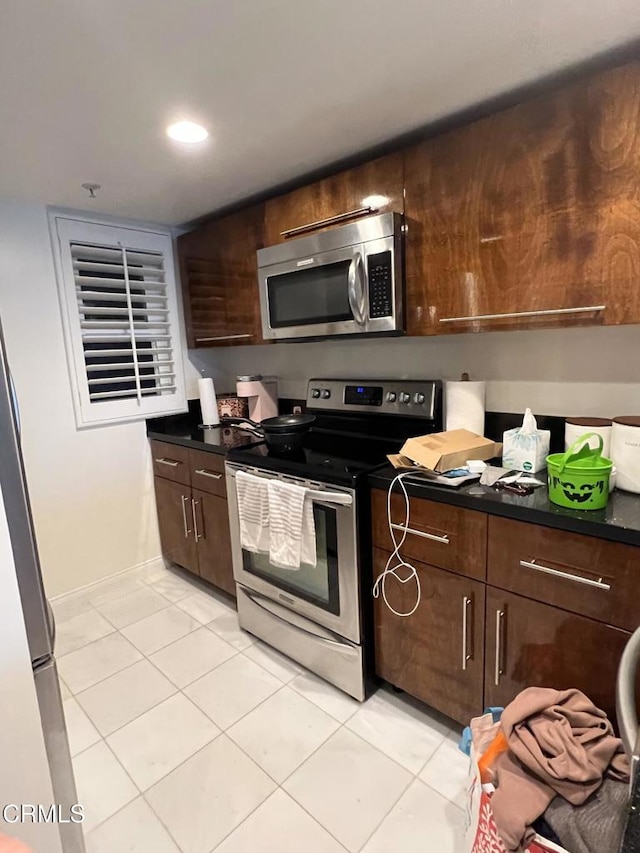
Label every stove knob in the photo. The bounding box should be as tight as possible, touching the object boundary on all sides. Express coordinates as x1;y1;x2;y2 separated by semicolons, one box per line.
386;391;397;403
311;388;321;399
320;389;331;399
413;392;425;405
399;392;411;404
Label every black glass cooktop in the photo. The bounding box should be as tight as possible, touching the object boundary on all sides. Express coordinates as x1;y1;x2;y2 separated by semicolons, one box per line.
226;428;400;486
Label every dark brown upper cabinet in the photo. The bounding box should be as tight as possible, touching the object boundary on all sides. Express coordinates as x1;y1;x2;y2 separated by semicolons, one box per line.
404;60;640;336
263;152;404;245
178;203;266;348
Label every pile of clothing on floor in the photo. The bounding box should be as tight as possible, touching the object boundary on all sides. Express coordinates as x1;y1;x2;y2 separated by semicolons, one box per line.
476;687;630;853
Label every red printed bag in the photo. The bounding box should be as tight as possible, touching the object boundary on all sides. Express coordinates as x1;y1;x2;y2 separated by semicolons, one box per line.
464;715;569;853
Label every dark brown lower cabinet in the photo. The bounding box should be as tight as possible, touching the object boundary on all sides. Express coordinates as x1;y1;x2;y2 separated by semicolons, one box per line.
484;586;630;723
373;548;485;725
193;488;235;597
154;476;199;575
153;472;235;598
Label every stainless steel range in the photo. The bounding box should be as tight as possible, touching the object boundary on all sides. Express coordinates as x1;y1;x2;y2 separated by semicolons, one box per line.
225;378;443;700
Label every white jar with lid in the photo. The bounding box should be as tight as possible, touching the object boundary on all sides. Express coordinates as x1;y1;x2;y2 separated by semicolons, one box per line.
565;417;612;459
611;416;640;493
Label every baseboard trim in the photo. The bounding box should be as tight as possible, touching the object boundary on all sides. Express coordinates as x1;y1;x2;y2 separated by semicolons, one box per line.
49;555;165;602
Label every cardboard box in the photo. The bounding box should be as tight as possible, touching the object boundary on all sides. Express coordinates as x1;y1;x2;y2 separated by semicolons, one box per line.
387;454;422;471
400;429;500;473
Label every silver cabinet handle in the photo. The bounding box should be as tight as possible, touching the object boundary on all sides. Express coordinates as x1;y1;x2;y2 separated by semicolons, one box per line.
495;609;505;686
390;522;449;544
194;469;223;480
462;596;472;671
155;457;180;467
519;559;611;591
347;252;366;326
191;498;203;542
195;334;252;343
181;495;191;539
439;305;605;324
280;206;375;239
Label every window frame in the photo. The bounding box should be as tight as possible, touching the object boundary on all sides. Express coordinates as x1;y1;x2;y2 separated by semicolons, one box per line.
50;211;187;428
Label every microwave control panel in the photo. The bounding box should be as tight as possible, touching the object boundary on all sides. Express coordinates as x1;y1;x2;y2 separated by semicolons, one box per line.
367;251;393;318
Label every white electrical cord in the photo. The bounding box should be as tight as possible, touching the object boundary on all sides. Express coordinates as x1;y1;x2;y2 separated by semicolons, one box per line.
372;472;422;617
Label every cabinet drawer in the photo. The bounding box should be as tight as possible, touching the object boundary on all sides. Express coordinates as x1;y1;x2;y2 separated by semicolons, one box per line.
189;449;227;497
150;440;191;486
487;516;640;631
371;489;487;580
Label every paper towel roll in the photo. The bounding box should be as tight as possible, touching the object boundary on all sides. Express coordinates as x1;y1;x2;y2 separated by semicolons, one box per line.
198;377;219;426
445;380;486;435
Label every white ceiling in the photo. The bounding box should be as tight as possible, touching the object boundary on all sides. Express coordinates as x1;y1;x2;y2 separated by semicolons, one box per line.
1;1;639;226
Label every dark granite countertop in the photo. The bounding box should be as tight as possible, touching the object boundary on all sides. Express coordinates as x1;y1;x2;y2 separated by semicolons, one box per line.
369;465;640;548
146;411;261;456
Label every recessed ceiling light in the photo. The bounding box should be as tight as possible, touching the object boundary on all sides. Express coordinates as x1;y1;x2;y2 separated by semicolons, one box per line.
166;121;208;144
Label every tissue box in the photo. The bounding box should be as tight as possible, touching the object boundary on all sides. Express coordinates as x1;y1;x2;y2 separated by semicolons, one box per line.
502;426;550;473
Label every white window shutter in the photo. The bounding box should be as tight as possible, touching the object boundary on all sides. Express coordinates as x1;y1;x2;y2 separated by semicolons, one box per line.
51;214;187;427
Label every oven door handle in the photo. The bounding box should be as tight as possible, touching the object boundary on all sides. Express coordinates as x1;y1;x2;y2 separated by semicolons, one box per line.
307;489;352;506
226;465;353;507
348;252;366;326
242;587;352;648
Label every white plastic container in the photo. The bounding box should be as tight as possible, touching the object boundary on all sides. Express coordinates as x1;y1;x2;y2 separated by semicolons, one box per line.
564;417;612;459
611;417;640;493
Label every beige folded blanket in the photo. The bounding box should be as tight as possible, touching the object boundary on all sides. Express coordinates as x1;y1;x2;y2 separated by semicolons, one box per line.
491;687;629;851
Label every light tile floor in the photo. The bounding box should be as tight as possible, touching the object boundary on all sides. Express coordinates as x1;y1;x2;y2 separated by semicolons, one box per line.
55;561;469;852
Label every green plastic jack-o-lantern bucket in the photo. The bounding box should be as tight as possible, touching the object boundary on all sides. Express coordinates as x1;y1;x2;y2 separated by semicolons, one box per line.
547;432;612;511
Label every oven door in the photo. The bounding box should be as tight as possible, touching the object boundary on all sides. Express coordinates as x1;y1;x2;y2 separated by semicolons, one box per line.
259;235;399;341
226;464;360;644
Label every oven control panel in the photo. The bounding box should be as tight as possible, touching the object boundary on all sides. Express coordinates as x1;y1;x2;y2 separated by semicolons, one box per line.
307;378;442;419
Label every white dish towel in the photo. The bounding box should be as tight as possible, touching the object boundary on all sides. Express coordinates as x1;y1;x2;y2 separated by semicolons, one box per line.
268;479;317;570
236;470;270;553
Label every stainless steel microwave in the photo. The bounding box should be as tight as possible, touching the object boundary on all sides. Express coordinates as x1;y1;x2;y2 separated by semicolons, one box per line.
257;212;404;341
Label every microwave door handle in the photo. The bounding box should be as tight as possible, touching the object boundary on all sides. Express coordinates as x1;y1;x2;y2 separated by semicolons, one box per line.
348;253;366;326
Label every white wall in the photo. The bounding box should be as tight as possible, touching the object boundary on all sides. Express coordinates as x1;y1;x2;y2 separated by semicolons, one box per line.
192;324;640;419
0;199;176;597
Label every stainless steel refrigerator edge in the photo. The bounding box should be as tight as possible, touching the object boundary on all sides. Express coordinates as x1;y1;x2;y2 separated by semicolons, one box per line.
0;324;85;853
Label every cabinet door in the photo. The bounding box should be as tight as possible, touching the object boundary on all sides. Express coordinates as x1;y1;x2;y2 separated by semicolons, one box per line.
404;61;640;336
484;587;630;723
264;152;403;245
192;488;235;597
178;204;265;348
373;548;485;725
153;477;198;575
